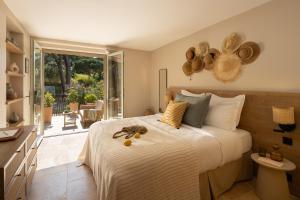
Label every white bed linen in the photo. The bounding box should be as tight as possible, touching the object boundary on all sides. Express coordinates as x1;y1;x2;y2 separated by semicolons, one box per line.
79;114;251;200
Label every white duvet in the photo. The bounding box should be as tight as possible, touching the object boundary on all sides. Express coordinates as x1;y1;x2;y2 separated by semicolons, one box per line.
79;114;250;200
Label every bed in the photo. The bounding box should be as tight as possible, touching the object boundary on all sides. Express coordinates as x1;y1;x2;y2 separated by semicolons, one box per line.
79;113;252;200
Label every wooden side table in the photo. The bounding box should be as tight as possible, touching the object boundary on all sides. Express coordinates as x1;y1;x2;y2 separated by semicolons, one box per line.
251;153;296;200
63;111;77;127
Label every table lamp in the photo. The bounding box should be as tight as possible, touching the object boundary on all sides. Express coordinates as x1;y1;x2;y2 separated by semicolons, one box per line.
272;106;296;132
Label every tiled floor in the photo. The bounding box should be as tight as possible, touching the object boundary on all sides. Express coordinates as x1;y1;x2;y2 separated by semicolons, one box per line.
28;132;97;200
28;133;298;200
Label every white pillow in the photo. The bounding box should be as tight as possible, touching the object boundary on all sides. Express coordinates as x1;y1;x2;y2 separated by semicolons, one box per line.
204;94;245;131
181;90;205;97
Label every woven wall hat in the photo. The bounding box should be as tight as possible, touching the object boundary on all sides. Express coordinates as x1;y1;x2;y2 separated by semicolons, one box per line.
197;42;209;56
236;41;260;64
221;32;241;53
185;47;196;62
191;56;204;73
213;53;242;82
182;61;193;76
204;48;220;70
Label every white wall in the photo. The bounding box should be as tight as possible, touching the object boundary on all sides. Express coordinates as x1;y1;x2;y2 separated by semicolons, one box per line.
123;48;151;117
150;0;300;112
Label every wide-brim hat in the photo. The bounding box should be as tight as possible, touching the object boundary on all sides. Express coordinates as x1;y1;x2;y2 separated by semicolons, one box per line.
213;53;242;82
185;47;196;62
191;56;204;73
196;42;209;56
182;61;193;76
236;41;260;64
221;32;241;53
204;48;220;70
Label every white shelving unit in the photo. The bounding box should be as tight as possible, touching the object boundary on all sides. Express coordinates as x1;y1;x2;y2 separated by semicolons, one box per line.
5;21;25;127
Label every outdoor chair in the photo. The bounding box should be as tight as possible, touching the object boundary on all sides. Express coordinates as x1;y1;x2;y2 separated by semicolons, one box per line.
79;100;103;127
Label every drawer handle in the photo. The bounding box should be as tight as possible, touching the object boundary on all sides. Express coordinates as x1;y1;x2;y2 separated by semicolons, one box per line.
16;150;21;153
32;163;36;167
15;173;22;177
17;198;22;200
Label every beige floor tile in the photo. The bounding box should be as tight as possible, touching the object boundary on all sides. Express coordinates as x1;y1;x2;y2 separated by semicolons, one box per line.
28;169;68;200
67;162;93;182
28;133;95;200
67;177;97;200
220;181;255;199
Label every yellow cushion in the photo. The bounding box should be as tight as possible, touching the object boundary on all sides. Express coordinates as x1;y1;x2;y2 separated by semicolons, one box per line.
161;101;188;128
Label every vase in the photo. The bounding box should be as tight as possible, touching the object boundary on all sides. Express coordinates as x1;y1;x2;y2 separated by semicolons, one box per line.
6;83;16;100
44;106;53;123
9;112;20;124
270;144;283;162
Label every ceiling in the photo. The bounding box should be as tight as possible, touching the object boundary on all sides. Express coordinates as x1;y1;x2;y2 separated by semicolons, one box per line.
4;0;270;51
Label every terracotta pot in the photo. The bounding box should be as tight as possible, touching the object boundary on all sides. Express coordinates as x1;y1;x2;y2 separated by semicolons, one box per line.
69;102;79;112
44;106;53;123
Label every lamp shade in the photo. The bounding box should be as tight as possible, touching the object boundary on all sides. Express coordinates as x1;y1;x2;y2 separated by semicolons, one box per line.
272;106;295;124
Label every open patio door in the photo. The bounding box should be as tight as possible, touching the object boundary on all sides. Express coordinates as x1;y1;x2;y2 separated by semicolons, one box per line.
32;41;44;144
106;51;124;119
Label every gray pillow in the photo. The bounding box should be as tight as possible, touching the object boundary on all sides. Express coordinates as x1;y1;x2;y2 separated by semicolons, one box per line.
175;93;211;128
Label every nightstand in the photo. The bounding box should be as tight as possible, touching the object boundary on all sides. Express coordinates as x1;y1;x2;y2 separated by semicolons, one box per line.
251;153;296;200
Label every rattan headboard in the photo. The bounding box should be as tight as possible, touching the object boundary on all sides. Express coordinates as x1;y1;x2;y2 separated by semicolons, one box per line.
166;87;300;195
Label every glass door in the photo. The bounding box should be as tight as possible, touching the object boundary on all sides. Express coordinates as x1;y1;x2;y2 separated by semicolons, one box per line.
32;41;44;143
106;51;124;119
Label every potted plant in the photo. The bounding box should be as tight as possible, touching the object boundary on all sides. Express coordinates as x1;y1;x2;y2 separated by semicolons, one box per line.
84;93;97;106
44;92;55;123
67;89;79;112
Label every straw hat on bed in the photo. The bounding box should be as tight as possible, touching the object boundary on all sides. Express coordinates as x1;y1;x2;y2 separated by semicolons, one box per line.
213;53;242;82
182;61;193;76
236;41;260;64
185;47;196;62
203;48;220;70
221;32;241;53
191;56;204;73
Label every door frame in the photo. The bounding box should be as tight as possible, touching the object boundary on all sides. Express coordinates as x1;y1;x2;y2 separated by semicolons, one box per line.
30;39;45;144
106;51;124;119
30;39;123;135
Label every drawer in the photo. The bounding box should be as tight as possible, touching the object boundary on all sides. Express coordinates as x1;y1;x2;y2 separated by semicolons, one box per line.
5;163;25;200
15;182;26;200
26;144;37;169
27;131;37;152
5;144;26;188
26;156;37;192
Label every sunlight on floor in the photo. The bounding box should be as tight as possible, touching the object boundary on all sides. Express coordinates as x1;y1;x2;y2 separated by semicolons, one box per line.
37;132;88;170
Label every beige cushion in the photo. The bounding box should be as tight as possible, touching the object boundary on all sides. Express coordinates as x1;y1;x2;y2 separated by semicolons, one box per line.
161;101;188;128
96;100;104;110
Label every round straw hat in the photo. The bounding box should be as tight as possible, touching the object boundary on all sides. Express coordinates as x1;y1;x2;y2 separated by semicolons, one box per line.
197;42;209;56
221;32;242;53
185;47;196;62
182;61;193;76
213;53;242;82
191;56;204;73
204;48;220;70
236;41;260;64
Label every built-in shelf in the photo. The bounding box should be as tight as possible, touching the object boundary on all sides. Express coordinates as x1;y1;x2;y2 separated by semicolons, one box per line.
6;71;25;77
8;119;24;127
6;97;24;105
6;40;23;54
